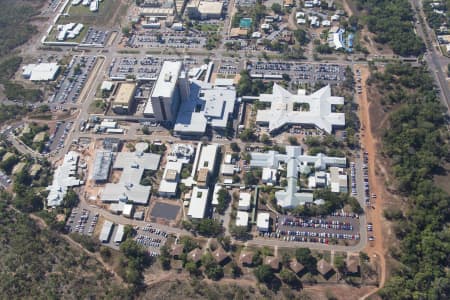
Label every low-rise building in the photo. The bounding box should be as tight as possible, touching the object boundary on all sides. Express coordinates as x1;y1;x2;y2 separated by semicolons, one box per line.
236;211;249;227
264;256;280;271
100;143;160;205
99;220;114;243
92;150;113;183
239;251;254;266
158;159;183;197
212;247;229;265
47;151;82;207
317;259;334;278
174;80;237;137
262;167;277;185
114;224;125;244
186;0;223;20
221;163;235;176
188;248;203;263
257;212;270;232
254;84;345;134
111;82;136;114
329;167;348;193
22;63;60;81
187;186;209;219
238;192;251;211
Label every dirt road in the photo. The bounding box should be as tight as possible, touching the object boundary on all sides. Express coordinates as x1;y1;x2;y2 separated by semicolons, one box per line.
356;65;387;299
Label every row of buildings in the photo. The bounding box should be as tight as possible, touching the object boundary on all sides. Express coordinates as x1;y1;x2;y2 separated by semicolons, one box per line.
112;60;345;138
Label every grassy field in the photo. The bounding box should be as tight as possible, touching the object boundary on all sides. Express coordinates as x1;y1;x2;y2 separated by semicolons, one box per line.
60;0;125;27
194;23;221;32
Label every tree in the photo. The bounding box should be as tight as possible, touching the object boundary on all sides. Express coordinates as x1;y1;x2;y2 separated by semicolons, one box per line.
260;133;270;144
271;3;282;14
282;73;291;82
122;26;131;37
180;236;198;252
334;255;346;274
254;265;274;283
295;248;316;272
279;269;300;287
294;29;309;46
216;189;230;214
185;261;200;276
159;245;171;270
142;126;150;135
240;128;256;141
230;142;240;152
288;136;298;145
100;246;111;260
194;219;222;236
243;171;258;185
123;225;135;239
230;261;242;278
252;251;263;266
202;253;224;280
63;189;79;208
230;225;250;240
205;264;224;280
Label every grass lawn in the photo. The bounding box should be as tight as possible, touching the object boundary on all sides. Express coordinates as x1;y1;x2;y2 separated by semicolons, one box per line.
61;0;124;27
194;23;221;32
89;99;106;114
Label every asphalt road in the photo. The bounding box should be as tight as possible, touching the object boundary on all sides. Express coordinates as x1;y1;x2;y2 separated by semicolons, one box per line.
412;0;450;112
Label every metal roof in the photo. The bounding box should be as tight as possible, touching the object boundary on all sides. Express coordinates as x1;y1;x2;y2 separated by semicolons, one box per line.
187;186;209;219
99;220;114;242
92;150;113;181
256;84;345;134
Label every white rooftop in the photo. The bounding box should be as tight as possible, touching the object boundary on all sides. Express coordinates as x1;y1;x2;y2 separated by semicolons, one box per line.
238;192;251;211
99;220;114;242
187;186;209;219
257;212;270;231
197;143;218;173
152;61;183;99
23;63;60;81
174;80;236;135
101;149;160;204
114;224;125;243
198;1;223;14
158;159;184;195
256;84;345;134
236;211;249;227
221;163;235;175
212;183;221;206
250;146;346;208
47;151;82;207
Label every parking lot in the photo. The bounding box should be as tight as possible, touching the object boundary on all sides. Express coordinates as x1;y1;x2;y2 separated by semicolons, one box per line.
66;207;99;236
217;61;239;75
134;223;168;256
247;62;346;84
127;31;207;49
81;28;109;46
108;56;200;81
362;151;374;207
46;120;73;153
108;56;162;81
263;212;361;245
51;56;96;104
